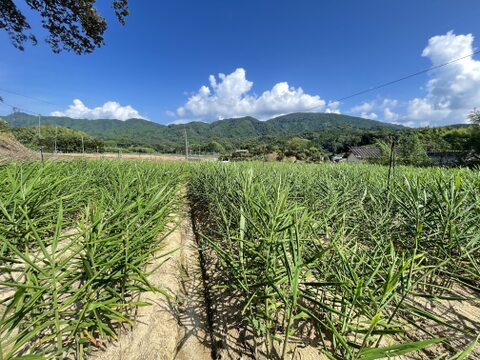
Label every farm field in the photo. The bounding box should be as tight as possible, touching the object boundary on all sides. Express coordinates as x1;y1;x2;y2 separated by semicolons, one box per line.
42;152;218;162
1;159;479;359
189;162;480;359
0;160;185;359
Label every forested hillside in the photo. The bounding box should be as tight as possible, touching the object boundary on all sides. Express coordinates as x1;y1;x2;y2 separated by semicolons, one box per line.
3;112;478;162
3;112;401;152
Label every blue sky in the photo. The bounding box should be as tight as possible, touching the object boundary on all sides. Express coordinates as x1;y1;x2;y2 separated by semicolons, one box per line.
1;0;479;126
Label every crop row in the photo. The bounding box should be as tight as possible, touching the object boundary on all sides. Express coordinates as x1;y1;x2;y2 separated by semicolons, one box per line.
0;160;183;359
189;162;480;359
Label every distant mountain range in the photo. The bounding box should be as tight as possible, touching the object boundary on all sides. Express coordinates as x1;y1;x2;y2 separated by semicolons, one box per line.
2;112;403;151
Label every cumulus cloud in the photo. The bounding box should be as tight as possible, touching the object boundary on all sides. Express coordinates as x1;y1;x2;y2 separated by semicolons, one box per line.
406;31;480;125
351;98;399;122
51;99;145;121
325;101;341;114
174;68;325;121
384;107;400;122
351;102;374;114
348;32;479;126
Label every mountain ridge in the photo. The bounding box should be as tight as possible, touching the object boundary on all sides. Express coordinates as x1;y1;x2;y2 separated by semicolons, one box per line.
2;112;404;151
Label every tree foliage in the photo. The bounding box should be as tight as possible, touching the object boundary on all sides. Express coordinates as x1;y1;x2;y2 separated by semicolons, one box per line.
397;132;430;166
11;125;104;152
0;118;8;131
468;108;480;126
0;0;129;53
3;112;480;164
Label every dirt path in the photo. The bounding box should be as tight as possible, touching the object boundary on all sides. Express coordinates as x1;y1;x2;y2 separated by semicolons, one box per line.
92;214;212;360
91;210;480;360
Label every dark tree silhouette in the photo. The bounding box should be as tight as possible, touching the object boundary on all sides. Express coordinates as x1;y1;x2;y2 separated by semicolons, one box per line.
0;0;129;54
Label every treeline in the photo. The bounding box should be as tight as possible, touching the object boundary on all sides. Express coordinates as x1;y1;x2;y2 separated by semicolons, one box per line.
3;114;479;166
11;125;104;153
96;123;480;166
221;125;480;165
140;126;396;157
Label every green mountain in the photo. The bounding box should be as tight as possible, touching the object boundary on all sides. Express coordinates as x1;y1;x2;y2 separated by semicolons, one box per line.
3;112;403;152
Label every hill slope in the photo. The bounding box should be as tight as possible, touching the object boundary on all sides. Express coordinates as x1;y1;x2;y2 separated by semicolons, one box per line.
11;125;104;152
0;132;39;163
3;112;403;151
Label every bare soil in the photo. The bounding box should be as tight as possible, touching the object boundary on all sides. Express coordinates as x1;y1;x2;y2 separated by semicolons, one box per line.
191;210;329;360
0;133;39;163
92;216;212;360
44;152;217;162
406;285;480;359
3;213;477;360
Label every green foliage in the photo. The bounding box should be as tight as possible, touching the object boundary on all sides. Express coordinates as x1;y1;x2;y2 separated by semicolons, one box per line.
11;125;104;153
412;125;476;151
4;112;480;164
0;118;8;131
0;0;129;54
190;140;225;154
189;162;480;359
127;145;156;153
3;112;401;153
0;160;183;359
375;140;392;164
472;127;480;153
468;109;480;158
1;159;479;359
468;108;480;125
397;132;430;166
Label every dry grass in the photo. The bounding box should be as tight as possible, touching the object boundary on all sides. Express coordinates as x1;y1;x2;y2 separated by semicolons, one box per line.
0;133;39;163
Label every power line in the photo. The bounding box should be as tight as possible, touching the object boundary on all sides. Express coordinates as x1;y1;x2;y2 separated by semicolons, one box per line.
309;49;480;110
336;50;480;102
0;100;38;116
0;87;59;107
1;48;479;117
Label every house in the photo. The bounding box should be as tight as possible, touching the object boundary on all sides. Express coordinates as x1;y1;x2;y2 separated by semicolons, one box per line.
346;146;382;162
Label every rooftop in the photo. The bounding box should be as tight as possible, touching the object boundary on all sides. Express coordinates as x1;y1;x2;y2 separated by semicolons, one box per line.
349;146;382;159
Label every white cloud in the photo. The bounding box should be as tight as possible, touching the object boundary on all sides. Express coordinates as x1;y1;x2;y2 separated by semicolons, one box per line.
174;68;325;121
350;98;399;122
406;31;480;125
348;31;480;127
51;99;145;121
325;101;341;114
383;107;400;122
351;102;374;114
362;112;378;120
169;118;206;125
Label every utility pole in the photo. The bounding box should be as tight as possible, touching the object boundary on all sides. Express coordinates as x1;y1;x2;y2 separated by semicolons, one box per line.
184;127;189;161
81;135;85;155
54;126;58;154
38;114;44;162
387;136;396;190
